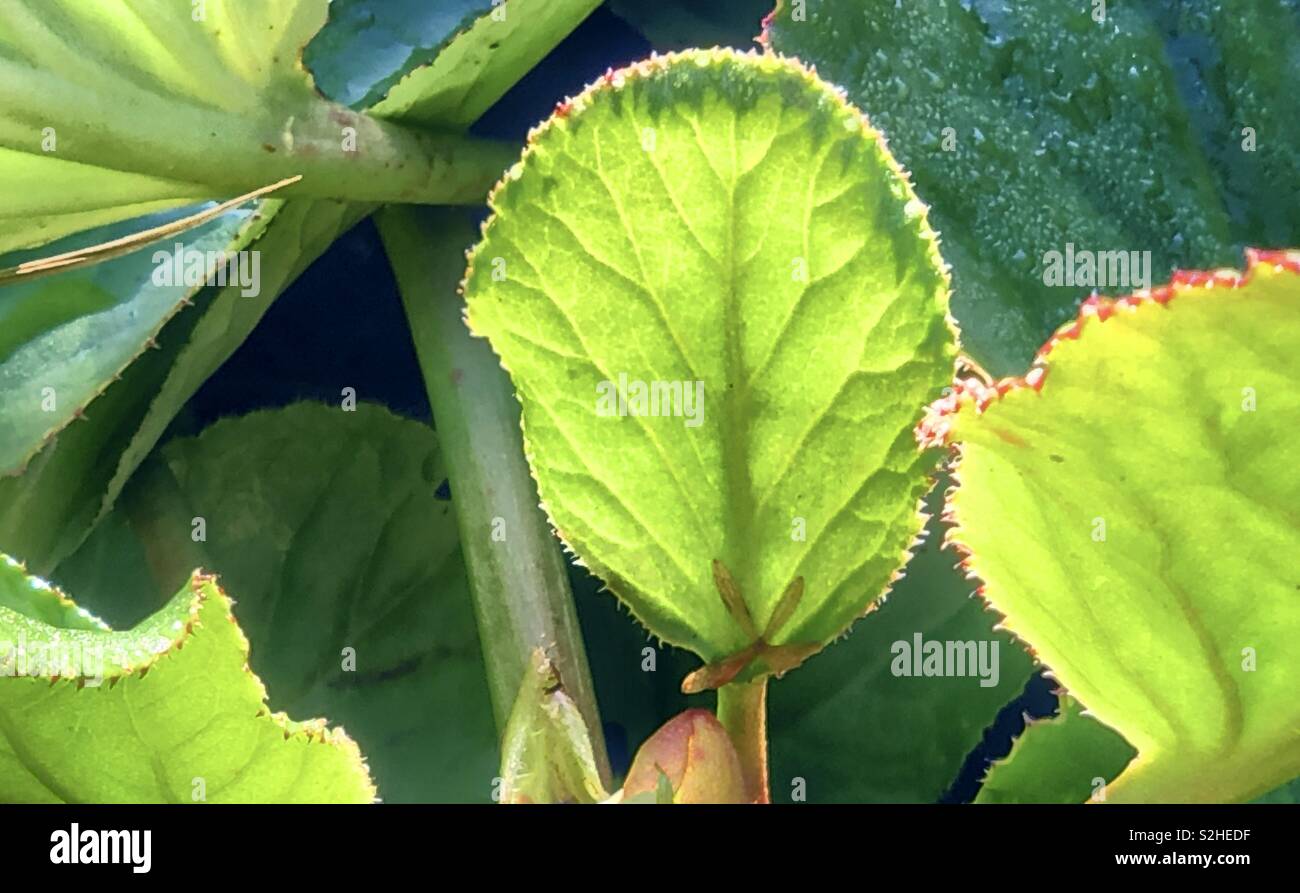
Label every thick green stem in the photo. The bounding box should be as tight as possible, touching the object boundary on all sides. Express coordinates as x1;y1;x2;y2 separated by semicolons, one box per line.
4;58;517;206
716;678;771;803
377;206;611;787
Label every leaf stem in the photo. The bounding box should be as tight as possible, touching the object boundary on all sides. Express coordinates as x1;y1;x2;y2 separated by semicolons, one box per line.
716;678;771;803
6;60;517;205
377;206;611;788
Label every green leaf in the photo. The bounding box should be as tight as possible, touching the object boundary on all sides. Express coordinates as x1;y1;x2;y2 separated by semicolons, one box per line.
499;649;608;804
975;696;1136;804
0;0;515;253
608;0;771;50
54;402;500;803
977;697;1300;804
464;49;955;672
0;0;601;576
925;252;1300;802
768;481;1035;802
0;206;262;476
307;0;506;108
0;199;365;574
764;0;1300;376
311;0;602;127
0;555;375;803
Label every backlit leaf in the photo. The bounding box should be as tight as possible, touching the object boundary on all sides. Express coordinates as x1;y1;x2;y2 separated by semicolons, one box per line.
0;555;375;803
464;50;955;671
925;252;1300;802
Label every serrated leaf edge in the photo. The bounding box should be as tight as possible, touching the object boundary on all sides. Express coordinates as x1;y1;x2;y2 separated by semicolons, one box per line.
2;205;280;480
917;248;1300;449
976;693;1136;803
919;248;1300;737
0;560;377;801
459;47;961;667
0;554;110;632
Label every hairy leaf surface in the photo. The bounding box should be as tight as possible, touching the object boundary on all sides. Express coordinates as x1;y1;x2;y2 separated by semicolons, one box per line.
499;649;607;804
0;207;259;476
465;50;955;667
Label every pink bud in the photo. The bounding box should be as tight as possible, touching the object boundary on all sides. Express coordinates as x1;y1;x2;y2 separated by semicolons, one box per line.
622;709;749;803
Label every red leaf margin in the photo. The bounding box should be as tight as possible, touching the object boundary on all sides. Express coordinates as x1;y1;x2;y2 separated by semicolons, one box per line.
916;248;1300;449
912;247;1300;670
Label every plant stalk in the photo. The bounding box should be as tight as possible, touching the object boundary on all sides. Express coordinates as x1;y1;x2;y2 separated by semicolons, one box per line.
377;206;611;788
5;58;517;206
716;678;771;803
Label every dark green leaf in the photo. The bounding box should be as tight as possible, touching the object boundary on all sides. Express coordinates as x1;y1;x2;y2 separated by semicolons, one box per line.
56;403;499;803
975;696;1136;804
766;0;1300;375
768;482;1035;802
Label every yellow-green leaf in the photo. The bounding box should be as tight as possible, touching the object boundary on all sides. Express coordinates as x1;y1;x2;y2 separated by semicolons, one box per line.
464;50;955;671
0;556;374;803
928;252;1300;802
